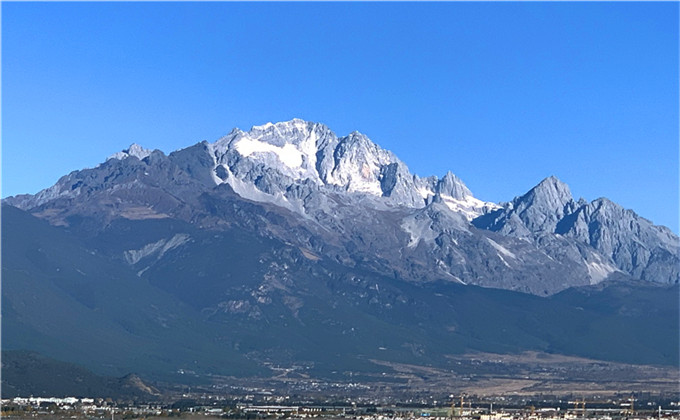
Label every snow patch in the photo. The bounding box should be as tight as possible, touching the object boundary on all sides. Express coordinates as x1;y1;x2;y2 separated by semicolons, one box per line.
435;261;467;284
497;253;511;267
441;194;501;221
252;122;275;131
125;234;190;265
347;176;383;195
234;137;303;168
587;260;618;284
486;238;517;259
214;164;304;214
418;187;435;199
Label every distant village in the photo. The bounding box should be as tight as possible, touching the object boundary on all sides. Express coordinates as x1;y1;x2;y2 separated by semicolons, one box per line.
3;394;680;420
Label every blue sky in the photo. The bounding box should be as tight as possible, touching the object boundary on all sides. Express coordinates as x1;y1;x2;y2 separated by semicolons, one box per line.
2;2;678;232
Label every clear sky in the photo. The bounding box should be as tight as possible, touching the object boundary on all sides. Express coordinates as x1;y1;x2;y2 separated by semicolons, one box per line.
2;2;678;232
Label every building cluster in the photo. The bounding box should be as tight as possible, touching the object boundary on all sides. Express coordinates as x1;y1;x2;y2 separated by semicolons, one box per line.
2;396;679;420
1;396;164;417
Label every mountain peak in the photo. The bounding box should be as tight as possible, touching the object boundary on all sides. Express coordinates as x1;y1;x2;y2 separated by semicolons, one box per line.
538;175;569;189
437;171;473;199
248;118;329;138
527;175;573;207
475;175;577;236
108;143;153;161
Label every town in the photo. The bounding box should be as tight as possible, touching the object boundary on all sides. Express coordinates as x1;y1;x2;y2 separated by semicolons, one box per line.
3;393;679;420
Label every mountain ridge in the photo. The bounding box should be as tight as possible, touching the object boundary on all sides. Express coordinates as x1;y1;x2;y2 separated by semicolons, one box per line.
3;204;677;383
5;118;678;295
3;119;678;389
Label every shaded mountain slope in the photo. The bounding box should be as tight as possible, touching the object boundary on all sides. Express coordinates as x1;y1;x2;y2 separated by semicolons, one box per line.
1;205;263;380
3;205;677;387
1;350;159;399
2;119;678;390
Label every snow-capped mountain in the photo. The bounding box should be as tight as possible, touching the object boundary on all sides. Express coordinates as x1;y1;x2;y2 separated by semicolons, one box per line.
4;118;679;386
6;119;679;295
177;118;497;217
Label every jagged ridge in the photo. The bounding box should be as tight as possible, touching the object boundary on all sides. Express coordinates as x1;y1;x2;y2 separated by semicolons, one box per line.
5;119;678;294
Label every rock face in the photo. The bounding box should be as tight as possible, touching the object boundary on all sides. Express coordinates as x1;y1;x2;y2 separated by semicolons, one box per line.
479;176;577;235
5;119;679;295
473;177;679;286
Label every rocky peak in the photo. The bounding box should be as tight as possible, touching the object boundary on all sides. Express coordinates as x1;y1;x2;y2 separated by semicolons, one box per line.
205;119;431;207
188;119;492;213
247;119;333;147
108;143;153;161
505;175;575;233
436;171;472;200
523;175;573;209
473;176;575;236
325;132;398;195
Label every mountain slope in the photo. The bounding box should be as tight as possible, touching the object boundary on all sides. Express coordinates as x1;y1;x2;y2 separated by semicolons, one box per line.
473;177;679;285
7;119;677;294
2;204;678;386
1;205;264;379
1;350;159;399
2;118;679;388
